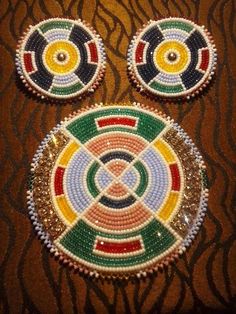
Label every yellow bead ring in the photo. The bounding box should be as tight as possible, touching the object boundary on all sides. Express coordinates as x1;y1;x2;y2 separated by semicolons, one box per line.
127;17;217;99
16;18;106;100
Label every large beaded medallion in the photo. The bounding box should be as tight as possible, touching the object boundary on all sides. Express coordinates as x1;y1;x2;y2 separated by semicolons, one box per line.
16;18;106;100
28;104;208;278
127;18;217;99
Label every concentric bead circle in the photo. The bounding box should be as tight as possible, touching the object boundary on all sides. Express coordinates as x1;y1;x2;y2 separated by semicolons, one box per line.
127;17;217;99
28;103;209;278
16;18;106;100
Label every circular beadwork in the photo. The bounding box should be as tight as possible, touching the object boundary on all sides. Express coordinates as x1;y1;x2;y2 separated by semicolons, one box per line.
127;18;217;99
16;18;106;100
28;103;209;278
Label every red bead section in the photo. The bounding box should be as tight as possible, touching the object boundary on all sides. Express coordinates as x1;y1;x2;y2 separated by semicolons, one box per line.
54;167;65;196
88;42;98;63
169;163;180;191
135;42;146;63
97;116;137;128
95;239;142;254
199;48;209;71
23;52;35;73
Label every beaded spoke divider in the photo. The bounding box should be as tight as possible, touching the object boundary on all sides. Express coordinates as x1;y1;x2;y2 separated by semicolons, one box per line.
27;103;209;279
16;18;106;100
127;18;217;99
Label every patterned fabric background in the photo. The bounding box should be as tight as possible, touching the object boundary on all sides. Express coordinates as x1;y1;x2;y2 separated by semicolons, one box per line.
0;0;235;313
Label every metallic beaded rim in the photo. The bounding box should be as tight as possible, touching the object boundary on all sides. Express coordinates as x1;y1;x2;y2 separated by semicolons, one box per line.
27;103;209;279
16;18;106;100
127;18;217;99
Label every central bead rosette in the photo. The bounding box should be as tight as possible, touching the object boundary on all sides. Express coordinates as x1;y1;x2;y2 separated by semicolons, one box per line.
28;104;208;277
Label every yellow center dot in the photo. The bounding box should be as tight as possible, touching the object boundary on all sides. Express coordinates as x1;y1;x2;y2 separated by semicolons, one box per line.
154;41;190;74
44;41;80;75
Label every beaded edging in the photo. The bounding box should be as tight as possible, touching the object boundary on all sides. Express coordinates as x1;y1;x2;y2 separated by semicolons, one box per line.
127;18;217;99
27;103;209;279
16;18;106;100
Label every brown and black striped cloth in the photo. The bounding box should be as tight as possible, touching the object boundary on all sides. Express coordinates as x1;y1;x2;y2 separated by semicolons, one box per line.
0;1;235;313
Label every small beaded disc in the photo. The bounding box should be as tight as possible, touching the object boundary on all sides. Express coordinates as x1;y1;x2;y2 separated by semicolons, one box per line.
28;104;208;278
16;18;106;100
127;18;217;99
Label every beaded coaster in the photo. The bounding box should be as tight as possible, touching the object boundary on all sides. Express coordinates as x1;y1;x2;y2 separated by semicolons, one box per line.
28;103;208;278
127;18;217;99
16;18;106;100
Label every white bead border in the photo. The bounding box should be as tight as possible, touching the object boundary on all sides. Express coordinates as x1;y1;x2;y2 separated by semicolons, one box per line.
27;103;209;279
127;17;217;100
16;18;106;100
